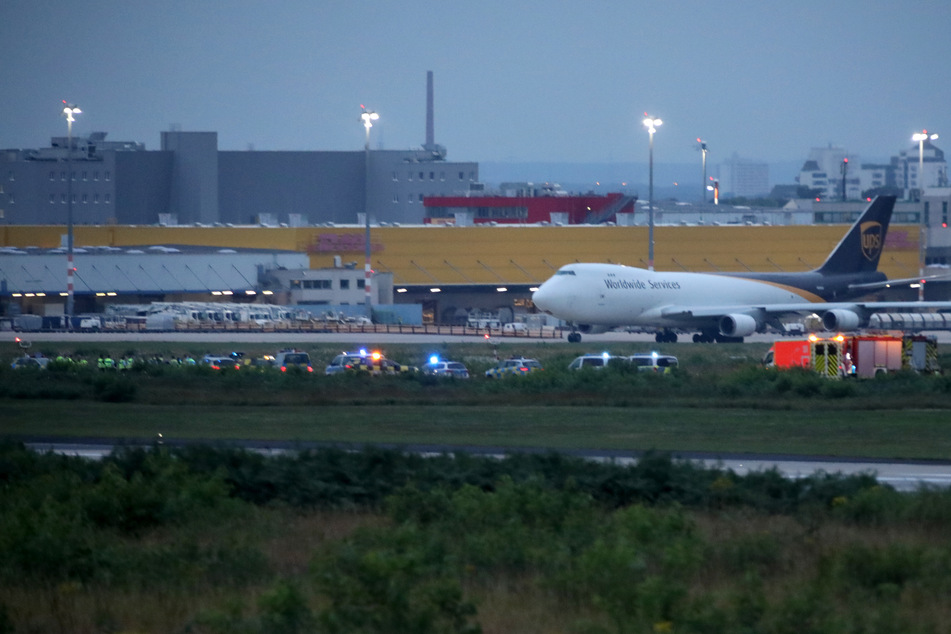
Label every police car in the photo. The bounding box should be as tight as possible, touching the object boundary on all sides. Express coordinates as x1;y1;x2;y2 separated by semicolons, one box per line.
567;353;623;370
484;357;543;378
326;349;417;375
421;356;470;378
627;353;678;373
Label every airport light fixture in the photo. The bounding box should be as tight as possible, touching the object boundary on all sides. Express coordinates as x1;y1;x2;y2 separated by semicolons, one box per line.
62;101;81;325
912;129;938;301
643;114;662;271
361;105;379;317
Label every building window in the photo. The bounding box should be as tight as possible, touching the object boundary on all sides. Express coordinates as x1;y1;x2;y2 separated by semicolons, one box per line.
104;194;111;204
290;280;302;289
6;171;12;181
50;171;55;181
82;194;88;204
418;193;424;202
429;171;435;180
407;194;414;204
105;171;111;181
357;279;365;289
458;171;464;180
50;194;56;204
924;201;930;224
339;279;350;290
61;194;66;204
82;171;87;181
440;171;445;181
392;194;399;203
94;171;99;181
391;171;398;181
61;171;66;181
94;194;99;204
418;171;424;180
408;171;413;181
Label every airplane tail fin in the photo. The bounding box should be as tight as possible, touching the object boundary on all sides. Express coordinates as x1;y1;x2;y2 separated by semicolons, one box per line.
816;195;896;275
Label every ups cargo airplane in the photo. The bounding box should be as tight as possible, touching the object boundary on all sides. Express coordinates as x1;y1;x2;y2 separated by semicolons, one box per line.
532;195;951;343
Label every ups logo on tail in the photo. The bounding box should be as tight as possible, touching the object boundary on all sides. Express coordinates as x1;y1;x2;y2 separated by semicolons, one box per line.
860;221;883;261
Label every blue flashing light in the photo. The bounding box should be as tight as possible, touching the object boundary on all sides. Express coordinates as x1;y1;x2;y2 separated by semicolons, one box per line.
602;352;610;360
429;355;439;364
359;348;368;357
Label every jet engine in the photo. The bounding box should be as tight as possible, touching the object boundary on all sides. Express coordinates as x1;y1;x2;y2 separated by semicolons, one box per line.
577;324;613;335
718;314;758;337
821;309;861;331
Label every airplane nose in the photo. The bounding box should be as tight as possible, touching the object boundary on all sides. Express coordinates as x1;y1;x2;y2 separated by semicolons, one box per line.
532;283;553;312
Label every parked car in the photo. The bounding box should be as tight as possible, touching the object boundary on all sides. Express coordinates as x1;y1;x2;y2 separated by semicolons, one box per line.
10;355;48;370
201;354;240;370
485;357;543;378
421;358;470;378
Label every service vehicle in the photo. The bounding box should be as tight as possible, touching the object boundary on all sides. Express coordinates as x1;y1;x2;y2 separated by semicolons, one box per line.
763;333;939;378
567;353;622;370
485;357;543;378
502;322;529;334
273;349;313;373
627;352;679;373
421;357;470;378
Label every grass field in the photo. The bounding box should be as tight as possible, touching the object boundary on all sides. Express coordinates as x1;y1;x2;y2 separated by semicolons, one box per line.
5;338;951;460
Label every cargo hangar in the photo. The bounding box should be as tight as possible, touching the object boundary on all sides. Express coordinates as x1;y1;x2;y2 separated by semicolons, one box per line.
2;73;950;327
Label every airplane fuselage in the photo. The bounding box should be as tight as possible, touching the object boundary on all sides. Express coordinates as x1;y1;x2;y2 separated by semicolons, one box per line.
532;263;813;328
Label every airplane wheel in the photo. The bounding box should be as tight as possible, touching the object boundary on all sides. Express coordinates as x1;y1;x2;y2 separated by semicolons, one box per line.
567;332;582;343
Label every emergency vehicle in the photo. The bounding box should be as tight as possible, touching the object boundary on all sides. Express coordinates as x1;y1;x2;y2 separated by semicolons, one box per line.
762;333;939;378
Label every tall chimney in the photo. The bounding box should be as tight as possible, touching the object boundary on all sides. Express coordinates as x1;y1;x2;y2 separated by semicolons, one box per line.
425;70;435;150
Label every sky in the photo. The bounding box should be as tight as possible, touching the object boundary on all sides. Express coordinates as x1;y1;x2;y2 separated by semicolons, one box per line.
2;0;950;168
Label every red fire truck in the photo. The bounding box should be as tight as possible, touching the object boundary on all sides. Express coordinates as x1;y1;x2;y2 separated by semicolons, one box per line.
763;333;938;378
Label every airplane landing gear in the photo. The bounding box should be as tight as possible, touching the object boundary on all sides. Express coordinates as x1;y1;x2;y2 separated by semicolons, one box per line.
567;331;582;343
655;330;678;343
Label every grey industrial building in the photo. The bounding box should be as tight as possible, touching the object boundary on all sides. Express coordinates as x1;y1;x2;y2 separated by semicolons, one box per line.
0;130;477;227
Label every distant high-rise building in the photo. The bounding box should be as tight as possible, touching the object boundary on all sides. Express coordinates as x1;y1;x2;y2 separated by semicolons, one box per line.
717;154;769;198
893;139;947;198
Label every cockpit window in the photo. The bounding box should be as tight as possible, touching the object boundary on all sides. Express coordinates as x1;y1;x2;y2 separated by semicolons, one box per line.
556;269;576;276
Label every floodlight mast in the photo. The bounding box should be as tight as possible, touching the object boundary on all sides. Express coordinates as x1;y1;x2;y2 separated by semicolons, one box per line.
643;114;662;271
912;129;939;301
360;105;379;317
62;102;81;326
697;138;708;203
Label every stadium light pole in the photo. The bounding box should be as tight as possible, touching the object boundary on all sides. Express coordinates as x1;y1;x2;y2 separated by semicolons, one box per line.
643;114;662;271
912;129;938;301
62;102;81;326
360;105;379;318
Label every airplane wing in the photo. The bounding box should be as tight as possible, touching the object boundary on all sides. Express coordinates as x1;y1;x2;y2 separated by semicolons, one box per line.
663;301;951;319
847;272;951;292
